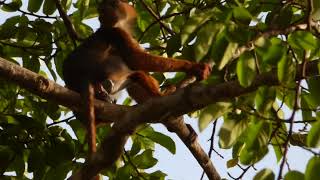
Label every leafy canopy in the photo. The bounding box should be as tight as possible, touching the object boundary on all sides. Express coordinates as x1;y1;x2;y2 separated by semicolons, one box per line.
0;0;320;179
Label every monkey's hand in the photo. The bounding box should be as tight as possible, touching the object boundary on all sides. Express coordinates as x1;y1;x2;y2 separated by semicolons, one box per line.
94;83;114;103
190;63;212;81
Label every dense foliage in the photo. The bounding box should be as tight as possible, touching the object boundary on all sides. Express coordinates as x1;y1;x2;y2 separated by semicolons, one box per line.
0;0;320;179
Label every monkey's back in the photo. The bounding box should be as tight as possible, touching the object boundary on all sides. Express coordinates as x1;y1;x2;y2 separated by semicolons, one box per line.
63;28;132;95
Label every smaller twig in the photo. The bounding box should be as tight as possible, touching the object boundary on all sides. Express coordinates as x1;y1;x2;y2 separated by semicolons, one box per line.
277;50;309;180
208;121;224;159
299;146;320;155
47;115;75;127
232;22;318;62
200;121;222;180
123;150;147;180
54;0;82;45
139;0;174;35
227;165;251;180
138;12;186;41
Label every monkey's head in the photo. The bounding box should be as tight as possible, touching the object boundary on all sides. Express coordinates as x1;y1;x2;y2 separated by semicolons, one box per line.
98;0;137;30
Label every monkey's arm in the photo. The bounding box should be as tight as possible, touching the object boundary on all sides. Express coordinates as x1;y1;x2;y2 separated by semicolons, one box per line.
112;28;211;80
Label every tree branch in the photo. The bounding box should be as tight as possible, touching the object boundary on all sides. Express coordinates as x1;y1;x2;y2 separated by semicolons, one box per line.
0;57;319;180
232;21;320;61
138;0;175;35
54;0;82;43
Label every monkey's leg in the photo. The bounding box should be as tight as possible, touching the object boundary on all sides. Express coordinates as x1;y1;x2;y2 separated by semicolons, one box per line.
127;71;162;103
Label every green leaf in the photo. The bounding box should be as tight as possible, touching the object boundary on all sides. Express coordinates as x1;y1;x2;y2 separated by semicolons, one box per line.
307;120;320;147
145;131;175;154
43;0;56;15
284;171;305;180
130;138;142;156
45;136;75;166
199;101;232;131
69;120;86;143
219;116;249;149
61;0;72;10
8;155;25;177
239;120;270;164
277;54;295;84
44;163;71;180
139;127;175;154
288;31;318;50
41;101;61;120
0;145;15;172
312;0;320;20
28;0;44;12
16;15;29;42
270;121;286;162
140;24;161;46
135;135;155;151
132;150;158;169
305;157;320;180
253;169;275;180
306;77;320;106
116;165;132;180
236;52;256;87
0;16;20;40
135;2;153;32
149;170;167;180
209;27;228;63
290;133;307;147
233;7;252;24
166;35;181;57
266;6;293;29
23;56;40;73
194;22;222;61
245;121;267;149
73;21;93;38
219;42;238;70
226;23;253;43
255;37;286;65
255;86;276;113
301;95;314;121
28;147;46;172
1;0;22;12
181;8;215;44
226;158;238;168
13;114;46;130
79;0;90;19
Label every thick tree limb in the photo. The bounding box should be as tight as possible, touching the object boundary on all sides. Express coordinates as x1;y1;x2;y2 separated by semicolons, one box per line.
1;57;319;180
164;118;221;180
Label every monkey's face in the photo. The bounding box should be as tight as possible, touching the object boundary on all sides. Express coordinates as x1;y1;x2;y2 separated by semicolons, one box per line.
98;0;137;29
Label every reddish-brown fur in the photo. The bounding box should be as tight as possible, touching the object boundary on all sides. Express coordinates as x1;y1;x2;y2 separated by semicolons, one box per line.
63;0;211;123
